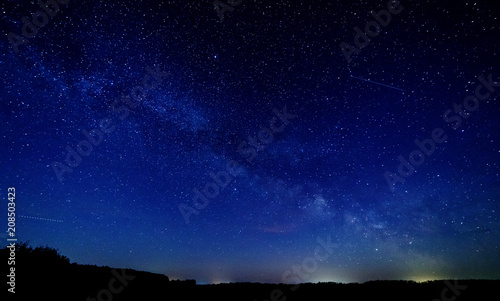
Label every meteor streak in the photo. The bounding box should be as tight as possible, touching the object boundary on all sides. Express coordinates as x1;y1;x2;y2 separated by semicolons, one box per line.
19;215;63;223
350;75;404;92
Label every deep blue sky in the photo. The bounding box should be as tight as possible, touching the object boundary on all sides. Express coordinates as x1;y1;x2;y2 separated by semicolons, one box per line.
1;0;499;284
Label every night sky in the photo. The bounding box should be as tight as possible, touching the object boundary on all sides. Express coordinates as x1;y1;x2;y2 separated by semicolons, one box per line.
1;0;499;284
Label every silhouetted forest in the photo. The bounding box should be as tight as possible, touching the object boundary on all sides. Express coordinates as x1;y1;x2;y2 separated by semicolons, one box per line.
2;243;499;300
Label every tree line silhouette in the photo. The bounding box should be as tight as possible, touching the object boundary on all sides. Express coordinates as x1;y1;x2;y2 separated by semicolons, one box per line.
2;243;498;300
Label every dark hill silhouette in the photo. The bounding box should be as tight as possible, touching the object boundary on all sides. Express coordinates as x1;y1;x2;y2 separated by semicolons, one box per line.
2;243;499;301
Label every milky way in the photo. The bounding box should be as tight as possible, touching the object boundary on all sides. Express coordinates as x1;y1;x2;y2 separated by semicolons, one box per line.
1;0;499;284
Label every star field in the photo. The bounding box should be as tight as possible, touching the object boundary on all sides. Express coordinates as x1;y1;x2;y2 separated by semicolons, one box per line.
1;0;499;284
